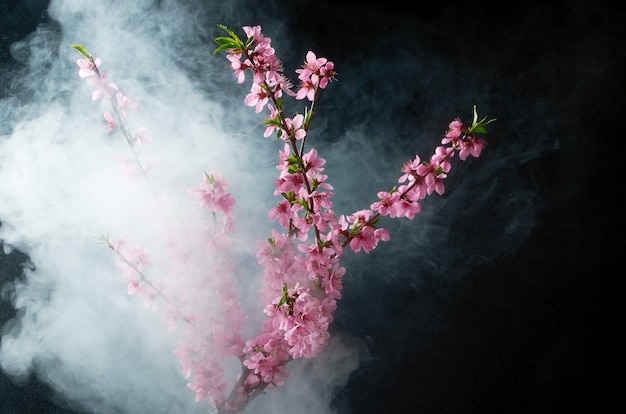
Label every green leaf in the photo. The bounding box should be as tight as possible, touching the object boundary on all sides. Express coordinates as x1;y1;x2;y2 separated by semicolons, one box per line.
214;24;244;54
215;36;233;45
71;44;91;59
277;282;289;308
468;105;496;135
281;191;295;202
217;24;238;39
203;171;215;184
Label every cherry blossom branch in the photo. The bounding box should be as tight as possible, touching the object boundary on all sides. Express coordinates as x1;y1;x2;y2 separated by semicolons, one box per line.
95;234;168;307
71;24;494;414
72;45;151;178
213;24;494;412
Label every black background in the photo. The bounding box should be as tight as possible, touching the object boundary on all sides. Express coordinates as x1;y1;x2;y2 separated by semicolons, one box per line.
2;0;624;413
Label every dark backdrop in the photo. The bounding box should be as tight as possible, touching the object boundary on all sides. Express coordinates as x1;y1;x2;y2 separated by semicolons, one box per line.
1;0;624;413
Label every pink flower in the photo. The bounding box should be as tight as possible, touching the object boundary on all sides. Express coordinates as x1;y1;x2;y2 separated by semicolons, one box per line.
244;83;269;113
263;104;279;137
243;25;266;47
243;350;285;384
102;110;115;133
274;172;305;194
348;226;376;253
398;156;421;183
132;127;151;146
370;191;400;216
116;92;137;117
295;79;316;101
76;57;101;77
458;135;486;160
296;51;327;82
187;363;228;403
318;60;336;89
227;53;249;84
431;145;454;173
442;118;464;145
172;343;194;379
294;51;335;97
282;114;306;140
189;172;235;215
268;200;296;228
320;263;345;299
391;198;421;220
86;71;118;101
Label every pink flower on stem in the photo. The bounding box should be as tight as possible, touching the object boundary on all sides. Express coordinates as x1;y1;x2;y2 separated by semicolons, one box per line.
132;127;151;146
187;363;228;403
116;92;137;117
370;191;400;216
227;53;249;84
268;199;297;229
263;104;280;137
301;148;325;174
102;110;115;133
442;118;464;145
282;114;306;140
295;78;316;101
296;51;327;83
76;57;101;77
172;343;195;379
243;25;268;48
86;71;118;101
391;196;421;220
189;172;235;215
458;135;486;160
295;51;336;100
318;60;336;89
244;83;269;113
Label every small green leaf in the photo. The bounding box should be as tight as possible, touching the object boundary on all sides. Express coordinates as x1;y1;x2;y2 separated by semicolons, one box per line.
213;25;244;54
71;44;93;60
277;282;289;308
214;37;234;45
281;191;295;202
468;106;496;135
217;24;238;39
203;171;215;184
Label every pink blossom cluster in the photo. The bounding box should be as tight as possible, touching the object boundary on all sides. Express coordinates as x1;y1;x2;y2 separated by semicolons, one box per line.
225;25;335;116
76;51;247;409
368;119;486;223
76;56;138;134
103;171;246;409
107;237;159;308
